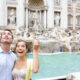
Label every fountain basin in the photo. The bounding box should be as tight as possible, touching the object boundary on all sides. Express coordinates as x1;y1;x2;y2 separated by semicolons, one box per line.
27;53;80;80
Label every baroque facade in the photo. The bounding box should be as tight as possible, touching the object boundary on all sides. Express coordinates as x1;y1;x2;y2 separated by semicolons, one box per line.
0;0;80;53
0;0;80;33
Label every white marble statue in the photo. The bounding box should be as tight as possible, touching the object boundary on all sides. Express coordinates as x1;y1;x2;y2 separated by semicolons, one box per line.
32;12;38;19
8;9;16;25
32;11;42;33
55;13;60;26
66;72;80;80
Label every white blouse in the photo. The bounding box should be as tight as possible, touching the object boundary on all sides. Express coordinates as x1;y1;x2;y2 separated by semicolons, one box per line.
12;59;33;80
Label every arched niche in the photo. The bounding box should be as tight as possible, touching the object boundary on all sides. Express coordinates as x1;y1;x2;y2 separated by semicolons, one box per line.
27;0;45;29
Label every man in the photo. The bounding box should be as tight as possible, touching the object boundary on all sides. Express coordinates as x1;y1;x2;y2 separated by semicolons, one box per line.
0;29;16;80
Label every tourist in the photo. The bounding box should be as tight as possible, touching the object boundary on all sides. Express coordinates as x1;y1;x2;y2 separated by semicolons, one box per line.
12;39;40;80
0;29;17;80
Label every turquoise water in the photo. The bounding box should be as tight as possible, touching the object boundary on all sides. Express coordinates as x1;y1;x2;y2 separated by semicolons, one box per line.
27;53;80;80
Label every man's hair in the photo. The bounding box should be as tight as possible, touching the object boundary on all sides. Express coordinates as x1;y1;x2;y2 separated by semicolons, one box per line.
1;29;13;39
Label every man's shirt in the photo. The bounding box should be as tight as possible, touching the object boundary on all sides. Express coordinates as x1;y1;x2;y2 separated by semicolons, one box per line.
0;47;16;80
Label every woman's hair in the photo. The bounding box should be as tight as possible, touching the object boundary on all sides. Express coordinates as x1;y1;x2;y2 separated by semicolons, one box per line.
16;39;28;49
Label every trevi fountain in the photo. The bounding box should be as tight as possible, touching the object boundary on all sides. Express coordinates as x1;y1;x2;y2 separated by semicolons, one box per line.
0;0;80;53
0;0;80;80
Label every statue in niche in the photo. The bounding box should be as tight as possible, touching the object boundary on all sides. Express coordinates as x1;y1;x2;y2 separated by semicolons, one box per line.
54;13;60;27
32;12;39;31
31;12;42;34
8;9;16;25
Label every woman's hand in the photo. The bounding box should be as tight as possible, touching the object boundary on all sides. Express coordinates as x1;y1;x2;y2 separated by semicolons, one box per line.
33;40;40;50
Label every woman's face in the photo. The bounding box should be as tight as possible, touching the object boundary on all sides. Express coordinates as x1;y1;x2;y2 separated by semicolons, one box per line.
16;41;28;57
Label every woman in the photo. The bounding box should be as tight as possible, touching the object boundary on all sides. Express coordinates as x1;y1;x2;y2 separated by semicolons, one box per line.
12;39;40;80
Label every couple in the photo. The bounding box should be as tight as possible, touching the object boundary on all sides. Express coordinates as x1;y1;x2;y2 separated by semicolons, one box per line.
0;29;40;80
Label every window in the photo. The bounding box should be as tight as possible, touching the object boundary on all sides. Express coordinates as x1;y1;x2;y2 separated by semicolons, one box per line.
68;0;72;5
77;16;80;26
54;0;60;5
68;15;73;26
77;0;80;6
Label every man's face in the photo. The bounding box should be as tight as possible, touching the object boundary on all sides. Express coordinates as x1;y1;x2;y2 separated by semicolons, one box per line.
0;31;13;44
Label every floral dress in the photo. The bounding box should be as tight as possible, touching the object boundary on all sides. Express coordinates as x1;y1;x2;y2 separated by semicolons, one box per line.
12;59;33;80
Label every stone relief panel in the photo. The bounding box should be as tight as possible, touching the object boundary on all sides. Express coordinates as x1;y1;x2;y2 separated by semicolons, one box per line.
8;8;16;26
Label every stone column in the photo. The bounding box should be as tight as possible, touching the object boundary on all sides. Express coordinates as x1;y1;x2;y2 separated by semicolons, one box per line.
61;0;67;29
40;11;41;23
26;7;28;33
47;0;54;28
44;10;47;29
0;0;6;26
28;10;30;24
72;1;76;30
17;0;25;27
5;2;7;26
